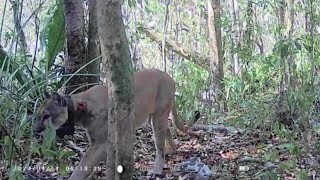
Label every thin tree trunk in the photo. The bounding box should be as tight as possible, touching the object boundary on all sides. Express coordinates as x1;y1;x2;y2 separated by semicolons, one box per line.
244;1;254;51
161;0;170;72
87;0;100;86
284;0;297;89
231;0;240;75
208;0;224;111
10;0;28;55
308;0;315;83
253;7;264;54
278;0;286;97
302;0;314;154
97;0;134;179
196;7;202;52
240;0;254;83
64;0;86;94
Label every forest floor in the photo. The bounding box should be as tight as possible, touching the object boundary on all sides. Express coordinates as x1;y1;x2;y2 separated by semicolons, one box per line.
131;121;320;180
16;119;320;180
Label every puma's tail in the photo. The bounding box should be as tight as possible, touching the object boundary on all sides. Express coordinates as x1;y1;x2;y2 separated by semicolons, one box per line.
171;105;201;133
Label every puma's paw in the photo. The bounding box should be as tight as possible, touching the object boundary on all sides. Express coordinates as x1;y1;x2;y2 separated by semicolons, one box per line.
164;145;177;155
147;167;163;175
150;158;164;175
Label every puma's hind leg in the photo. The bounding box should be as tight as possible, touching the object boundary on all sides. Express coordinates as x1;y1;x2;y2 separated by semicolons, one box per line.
151;112;169;174
164;129;177;155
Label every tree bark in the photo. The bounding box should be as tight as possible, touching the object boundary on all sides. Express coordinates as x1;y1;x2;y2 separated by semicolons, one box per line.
284;0;297;89
64;0;87;94
208;0;224;111
240;0;254;83
161;0;170;72
231;0;240;75
307;0;315;83
87;0;100;86
97;1;134;180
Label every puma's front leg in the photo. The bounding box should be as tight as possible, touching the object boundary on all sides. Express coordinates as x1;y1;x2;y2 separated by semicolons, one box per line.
68;142;106;180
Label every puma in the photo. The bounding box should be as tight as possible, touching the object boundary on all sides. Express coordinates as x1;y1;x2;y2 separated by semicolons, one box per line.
35;69;200;179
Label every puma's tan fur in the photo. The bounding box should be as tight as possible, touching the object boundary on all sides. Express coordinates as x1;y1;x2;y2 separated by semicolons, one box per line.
35;69;199;180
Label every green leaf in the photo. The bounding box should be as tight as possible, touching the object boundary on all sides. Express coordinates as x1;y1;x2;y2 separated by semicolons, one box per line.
313;125;320;135
128;0;137;8
43;125;57;149
277;143;300;155
58;150;76;159
40;0;65;70
0;53;26;85
294;40;301;50
266;171;278;180
19;109;28;128
59;163;68;176
9;165;24;180
31;143;41;156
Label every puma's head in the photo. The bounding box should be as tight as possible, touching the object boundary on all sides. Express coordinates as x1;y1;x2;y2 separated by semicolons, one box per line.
35;92;69;133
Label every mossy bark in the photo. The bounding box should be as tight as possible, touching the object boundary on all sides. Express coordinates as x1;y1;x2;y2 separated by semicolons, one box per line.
208;0;225;111
97;0;134;179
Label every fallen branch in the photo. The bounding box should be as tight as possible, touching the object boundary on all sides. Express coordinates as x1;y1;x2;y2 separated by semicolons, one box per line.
139;26;209;70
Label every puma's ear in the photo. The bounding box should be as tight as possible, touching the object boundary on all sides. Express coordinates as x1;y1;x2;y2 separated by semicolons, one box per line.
61;97;67;107
194;111;201;120
52;93;67;107
51;92;61;101
44;91;50;98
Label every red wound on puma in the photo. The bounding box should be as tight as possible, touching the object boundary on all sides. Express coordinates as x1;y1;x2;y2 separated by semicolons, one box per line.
78;102;87;110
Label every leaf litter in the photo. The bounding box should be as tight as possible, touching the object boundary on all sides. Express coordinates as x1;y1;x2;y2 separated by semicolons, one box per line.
5;120;320;180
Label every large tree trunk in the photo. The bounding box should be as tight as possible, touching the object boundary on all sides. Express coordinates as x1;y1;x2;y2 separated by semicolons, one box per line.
64;0;87;94
56;0;87;137
208;0;224;111
97;1;134;180
87;0;100;86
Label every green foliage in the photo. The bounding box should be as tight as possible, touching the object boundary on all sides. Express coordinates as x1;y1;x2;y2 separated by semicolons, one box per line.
272;122;294;139
0;49;27;85
315;142;320;154
127;0;137;8
172;60;210;121
0;0;99;175
277;143;301;156
0;1;69;177
296;169;308;180
40;0;65;70
0;61;81;178
9;166;24;180
43;125;57;150
257;171;278;180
